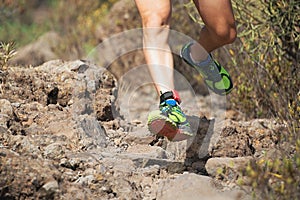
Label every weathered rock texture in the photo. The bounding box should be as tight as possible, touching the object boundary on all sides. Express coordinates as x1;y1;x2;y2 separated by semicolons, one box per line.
9;32;61;67
0;59;287;199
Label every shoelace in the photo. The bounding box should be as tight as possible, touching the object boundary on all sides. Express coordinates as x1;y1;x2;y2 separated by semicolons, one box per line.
160;102;175;116
160;100;185;120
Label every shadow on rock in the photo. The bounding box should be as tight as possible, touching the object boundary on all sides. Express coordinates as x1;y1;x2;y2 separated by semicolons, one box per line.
163;115;215;174
187;115;213;157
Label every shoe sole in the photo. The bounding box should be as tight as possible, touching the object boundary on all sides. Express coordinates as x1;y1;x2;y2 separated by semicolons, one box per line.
148;111;193;141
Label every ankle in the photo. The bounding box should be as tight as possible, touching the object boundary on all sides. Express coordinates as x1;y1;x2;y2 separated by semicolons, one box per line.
159;90;181;104
189;42;209;62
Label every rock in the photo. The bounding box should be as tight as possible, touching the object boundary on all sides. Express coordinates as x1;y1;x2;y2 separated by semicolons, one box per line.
162;115;212;167
41;180;59;194
126;144;168;159
205;157;253;178
0;60;117;148
0;99;13;116
0;149;61;199
43;142;65;159
165;139;192;164
212;124;254;157
0;99;13;128
75;174;95;185
9;31;61;67
62;152;101;171
100;156;136;174
123;127;155;145
157;173;250;200
110;178;136;199
76;115;108;148
61;184;93;200
2;59;117;117
211;119;283;158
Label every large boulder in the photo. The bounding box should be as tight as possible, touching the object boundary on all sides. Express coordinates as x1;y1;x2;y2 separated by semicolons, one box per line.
0;60;117;147
9;32;61;67
211;119;282;158
157;173;250;200
0;59;120;199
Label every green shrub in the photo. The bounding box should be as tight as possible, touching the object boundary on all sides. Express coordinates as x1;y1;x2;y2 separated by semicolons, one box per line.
0;42;17;70
227;0;299;199
245;140;300;200
230;0;299;126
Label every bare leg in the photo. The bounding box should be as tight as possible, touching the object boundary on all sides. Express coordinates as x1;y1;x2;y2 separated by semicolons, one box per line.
135;0;173;94
191;0;237;61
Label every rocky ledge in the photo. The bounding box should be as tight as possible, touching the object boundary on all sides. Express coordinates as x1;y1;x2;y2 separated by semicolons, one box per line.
0;60;286;199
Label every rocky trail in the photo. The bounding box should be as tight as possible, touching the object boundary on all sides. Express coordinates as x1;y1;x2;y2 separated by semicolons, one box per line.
0;60;285;199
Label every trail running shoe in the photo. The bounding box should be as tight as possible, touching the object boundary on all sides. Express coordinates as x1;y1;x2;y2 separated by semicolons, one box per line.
180;42;233;95
147;91;193;141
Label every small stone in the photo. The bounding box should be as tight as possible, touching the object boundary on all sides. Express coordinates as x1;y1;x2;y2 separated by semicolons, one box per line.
44;143;65;159
76;175;95;185
131;119;142;124
205;157;253;178
42;180;59;192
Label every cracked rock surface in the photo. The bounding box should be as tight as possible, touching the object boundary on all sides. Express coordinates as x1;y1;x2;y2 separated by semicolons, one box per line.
0;60;286;199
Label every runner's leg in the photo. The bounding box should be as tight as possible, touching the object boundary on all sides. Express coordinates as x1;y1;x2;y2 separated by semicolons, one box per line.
135;0;173;94
191;0;237;61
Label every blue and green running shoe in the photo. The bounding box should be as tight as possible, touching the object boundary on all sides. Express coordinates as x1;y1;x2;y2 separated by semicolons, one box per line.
147;91;193;141
180;42;233;95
